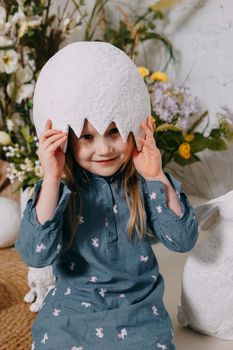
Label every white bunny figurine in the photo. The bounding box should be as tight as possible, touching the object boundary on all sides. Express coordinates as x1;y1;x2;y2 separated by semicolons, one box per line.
177;190;233;340
24;265;56;313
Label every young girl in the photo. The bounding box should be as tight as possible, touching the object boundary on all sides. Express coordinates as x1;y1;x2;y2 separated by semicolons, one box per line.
16;115;198;350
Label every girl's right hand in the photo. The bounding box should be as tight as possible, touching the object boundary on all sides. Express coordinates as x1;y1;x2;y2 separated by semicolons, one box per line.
37;119;68;180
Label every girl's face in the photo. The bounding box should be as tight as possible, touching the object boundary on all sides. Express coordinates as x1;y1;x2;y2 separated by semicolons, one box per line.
71;119;134;176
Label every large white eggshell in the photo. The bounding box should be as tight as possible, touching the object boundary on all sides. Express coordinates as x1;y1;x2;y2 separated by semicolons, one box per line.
32;41;151;151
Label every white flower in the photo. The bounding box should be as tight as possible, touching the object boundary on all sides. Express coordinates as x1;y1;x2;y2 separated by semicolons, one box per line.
0;6;6;30
71;347;83;350
95;327;104;338
35;165;44;178
31;340;35;350
156;205;162;213
156;343;167;350
7;65;34;103
0;36;13;47
0;131;11;145
12;7;42;38
0;49;18;74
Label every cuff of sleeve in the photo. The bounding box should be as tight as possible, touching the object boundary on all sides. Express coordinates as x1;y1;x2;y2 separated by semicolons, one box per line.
142;172;185;219
26;179;72;229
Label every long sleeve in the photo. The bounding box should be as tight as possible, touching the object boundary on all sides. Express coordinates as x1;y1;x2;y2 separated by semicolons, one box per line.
15;179;72;267
141;172;199;252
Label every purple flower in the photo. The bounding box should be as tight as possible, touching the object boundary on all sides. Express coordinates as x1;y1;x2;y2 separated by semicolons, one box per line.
151;81;200;129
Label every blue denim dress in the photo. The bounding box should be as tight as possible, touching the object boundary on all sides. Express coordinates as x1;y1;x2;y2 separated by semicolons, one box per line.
15;163;198;350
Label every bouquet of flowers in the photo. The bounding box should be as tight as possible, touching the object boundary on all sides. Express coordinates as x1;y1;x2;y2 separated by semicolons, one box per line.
0;0;83;192
137;67;233;167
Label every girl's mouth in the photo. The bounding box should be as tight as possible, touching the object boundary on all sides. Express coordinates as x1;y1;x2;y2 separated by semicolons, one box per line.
94;156;119;164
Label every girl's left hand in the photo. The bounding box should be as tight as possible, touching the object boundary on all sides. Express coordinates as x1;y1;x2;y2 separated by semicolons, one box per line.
132;116;164;180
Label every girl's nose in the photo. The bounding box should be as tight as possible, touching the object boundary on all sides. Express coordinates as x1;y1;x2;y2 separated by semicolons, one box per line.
96;138;113;155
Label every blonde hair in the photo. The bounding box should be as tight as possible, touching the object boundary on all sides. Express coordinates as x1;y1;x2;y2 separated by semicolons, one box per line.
63;128;147;251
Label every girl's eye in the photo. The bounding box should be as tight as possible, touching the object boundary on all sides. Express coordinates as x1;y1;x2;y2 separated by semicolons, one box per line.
81;134;93;140
109;128;119;135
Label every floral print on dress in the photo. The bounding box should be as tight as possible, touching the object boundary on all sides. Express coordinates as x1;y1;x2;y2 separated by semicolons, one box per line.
56;243;62;254
152;305;159;316
36;243;46;253
105;218;109;227
99;288;107;297
119;293;126;298
150;192;157;200
64;288;71;295
90;276;97;282
31;341;35;350
113;204;118;214
78;215;85;224
156;205;162;213
151;275;157;281
71;347;83;350
156;343;167;350
81;302;91;307
69;262;76;271
53;308;61;316
41;333;48;344
52;288;57;296
91;238;99;248
118;328;127;339
96;327;104;338
140;255;149;262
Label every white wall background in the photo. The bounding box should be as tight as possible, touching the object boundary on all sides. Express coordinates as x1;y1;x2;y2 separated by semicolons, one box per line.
55;0;233;197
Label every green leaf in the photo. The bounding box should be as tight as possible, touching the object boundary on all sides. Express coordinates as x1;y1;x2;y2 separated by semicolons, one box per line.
207;138;227;151
174;153;200;166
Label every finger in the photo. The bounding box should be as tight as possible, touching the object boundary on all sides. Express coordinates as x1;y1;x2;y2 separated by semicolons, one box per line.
141;121;155;141
47;135;67;152
39;129;62;143
138;136;157;149
149;116;156;131
44;119;52;132
42;133;67;149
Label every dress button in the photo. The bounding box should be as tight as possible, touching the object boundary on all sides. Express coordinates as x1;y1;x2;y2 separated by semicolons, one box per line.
160;188;164;193
102;183;107;189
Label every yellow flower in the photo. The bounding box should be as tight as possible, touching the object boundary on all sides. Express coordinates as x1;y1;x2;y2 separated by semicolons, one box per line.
150;71;169;82
0;131;11;145
184;134;195;142
137;67;150;78
178;142;191;159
